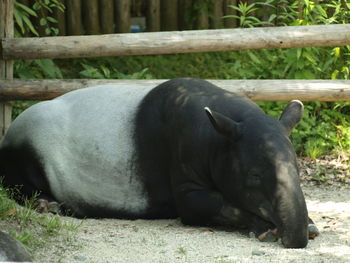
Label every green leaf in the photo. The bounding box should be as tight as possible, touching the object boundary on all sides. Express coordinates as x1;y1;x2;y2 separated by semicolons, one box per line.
333;47;341;57
15;2;37;17
303;51;317;65
247;51;261;65
47;16;58;23
227;5;241;12
34;59;63;79
33;2;41;11
13;9;25;34
222;15;240;20
100;65;111;78
315;5;327;18
40;18;47;26
22;15;39;36
51;27;59;35
303;70;316;79
296;48;302;60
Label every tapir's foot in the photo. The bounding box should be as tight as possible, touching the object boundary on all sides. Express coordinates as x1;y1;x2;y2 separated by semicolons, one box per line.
308;224;319;239
257;228;279;242
34;199;61;214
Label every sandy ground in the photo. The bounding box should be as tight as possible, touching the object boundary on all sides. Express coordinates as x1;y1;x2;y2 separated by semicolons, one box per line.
34;183;350;263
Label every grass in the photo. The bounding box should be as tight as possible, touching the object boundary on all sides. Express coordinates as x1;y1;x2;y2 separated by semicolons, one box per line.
176;246;187;255
0;183;81;259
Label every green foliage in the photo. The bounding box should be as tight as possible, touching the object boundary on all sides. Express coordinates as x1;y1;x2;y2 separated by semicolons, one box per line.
14;0;64;37
32;0;65;36
78;60;153;80
14;1;38;36
14;59;63;79
224;1;276;28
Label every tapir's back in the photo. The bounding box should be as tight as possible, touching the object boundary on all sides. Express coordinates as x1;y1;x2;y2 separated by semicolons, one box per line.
0;85;151;218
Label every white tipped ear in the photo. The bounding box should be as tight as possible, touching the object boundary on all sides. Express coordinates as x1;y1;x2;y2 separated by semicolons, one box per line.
204;107;241;140
279;100;304;136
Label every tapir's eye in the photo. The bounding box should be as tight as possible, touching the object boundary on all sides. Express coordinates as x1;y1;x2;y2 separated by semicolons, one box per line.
246;172;262;187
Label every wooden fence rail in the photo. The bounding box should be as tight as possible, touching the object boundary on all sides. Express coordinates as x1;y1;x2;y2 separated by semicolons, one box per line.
1;79;350;101
2;24;350;60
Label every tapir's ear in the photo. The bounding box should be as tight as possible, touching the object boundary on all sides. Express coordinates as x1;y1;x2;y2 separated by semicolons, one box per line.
279;100;304;136
204;107;241;140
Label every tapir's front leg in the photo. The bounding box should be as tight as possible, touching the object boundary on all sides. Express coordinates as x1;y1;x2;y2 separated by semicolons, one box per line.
173;183;276;241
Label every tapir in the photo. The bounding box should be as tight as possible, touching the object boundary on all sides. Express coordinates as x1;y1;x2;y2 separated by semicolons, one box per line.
0;78;318;248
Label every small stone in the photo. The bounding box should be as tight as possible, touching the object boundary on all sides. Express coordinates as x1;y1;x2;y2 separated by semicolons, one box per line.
249;232;255;238
252;249;265;256
308;224;320;239
73;255;88;261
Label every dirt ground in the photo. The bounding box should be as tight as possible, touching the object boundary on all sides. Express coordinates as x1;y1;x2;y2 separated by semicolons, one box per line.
33;182;350;263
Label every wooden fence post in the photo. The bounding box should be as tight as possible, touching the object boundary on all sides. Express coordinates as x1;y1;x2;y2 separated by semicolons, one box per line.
224;0;237;28
66;0;83;35
146;0;160;32
114;0;131;33
211;0;224;29
161;0;178;31
100;0;114;34
178;0;192;30
196;1;209;29
52;5;66;36
83;0;100;35
0;0;13;136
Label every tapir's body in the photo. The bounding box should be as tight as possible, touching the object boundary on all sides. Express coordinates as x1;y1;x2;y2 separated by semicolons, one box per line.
0;78;317;248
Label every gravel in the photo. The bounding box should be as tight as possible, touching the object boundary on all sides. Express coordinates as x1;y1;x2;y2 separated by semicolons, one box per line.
31;182;350;263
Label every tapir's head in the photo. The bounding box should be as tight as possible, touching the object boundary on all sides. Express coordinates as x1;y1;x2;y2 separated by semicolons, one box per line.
205;100;308;248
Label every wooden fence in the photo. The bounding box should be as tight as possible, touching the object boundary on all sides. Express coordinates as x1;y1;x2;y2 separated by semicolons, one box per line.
1;0;350;136
16;0;241;35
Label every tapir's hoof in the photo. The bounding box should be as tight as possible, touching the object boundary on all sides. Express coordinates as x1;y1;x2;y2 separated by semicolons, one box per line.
308;224;319;239
258;228;279;242
34;199;61;214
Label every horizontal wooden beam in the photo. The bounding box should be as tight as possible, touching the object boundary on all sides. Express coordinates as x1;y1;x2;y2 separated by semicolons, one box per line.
2;24;350;60
1;79;350;101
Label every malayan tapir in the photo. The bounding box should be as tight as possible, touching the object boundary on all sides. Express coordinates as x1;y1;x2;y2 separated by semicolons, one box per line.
0;78;318;248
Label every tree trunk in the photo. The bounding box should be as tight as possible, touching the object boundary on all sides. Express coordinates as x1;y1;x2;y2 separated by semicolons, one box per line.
66;0;83;35
114;0;130;33
146;0;160;32
161;0;178;31
100;0;114;34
